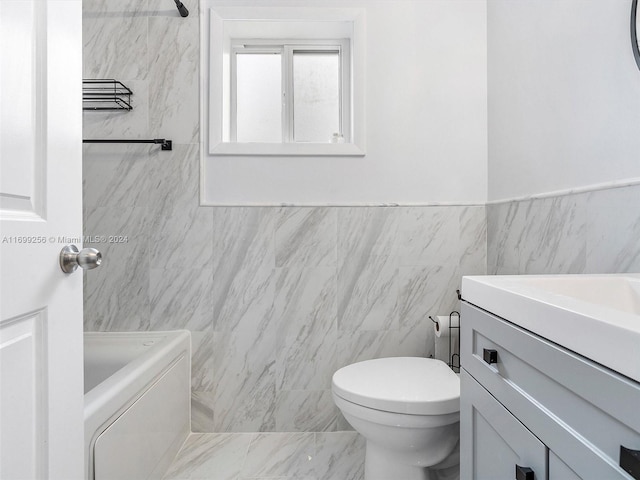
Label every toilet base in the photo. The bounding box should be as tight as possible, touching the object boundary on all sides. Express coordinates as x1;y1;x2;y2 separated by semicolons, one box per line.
364;442;432;480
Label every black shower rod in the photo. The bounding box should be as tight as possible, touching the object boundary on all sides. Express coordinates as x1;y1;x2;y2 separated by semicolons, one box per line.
83;139;173;151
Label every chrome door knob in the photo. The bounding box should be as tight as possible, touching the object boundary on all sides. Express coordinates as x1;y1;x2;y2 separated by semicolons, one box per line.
59;245;102;273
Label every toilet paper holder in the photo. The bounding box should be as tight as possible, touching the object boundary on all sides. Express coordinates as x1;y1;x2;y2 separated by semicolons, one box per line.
429;311;460;373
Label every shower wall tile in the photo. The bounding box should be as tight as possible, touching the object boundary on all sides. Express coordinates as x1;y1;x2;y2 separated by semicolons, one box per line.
82;144;151;209
148;13;200;144
147;144;201;223
84;206;151;331
150;267;213;331
83;16;149;80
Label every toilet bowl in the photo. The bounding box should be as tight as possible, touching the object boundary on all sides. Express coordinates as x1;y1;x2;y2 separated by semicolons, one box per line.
332;357;460;480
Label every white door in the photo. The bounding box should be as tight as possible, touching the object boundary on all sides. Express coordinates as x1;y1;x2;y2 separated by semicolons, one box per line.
0;1;84;479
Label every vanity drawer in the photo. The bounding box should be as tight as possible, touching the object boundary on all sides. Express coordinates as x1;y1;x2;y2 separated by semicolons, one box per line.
461;302;640;479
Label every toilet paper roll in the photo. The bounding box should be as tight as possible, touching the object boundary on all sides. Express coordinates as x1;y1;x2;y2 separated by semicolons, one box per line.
434;315;460;338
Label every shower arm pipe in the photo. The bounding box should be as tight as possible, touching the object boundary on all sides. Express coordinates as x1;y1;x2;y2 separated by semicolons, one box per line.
174;0;189;17
83;139;173;151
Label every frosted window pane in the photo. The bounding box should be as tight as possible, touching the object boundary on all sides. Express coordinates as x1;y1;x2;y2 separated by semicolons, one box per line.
293;52;340;143
236;53;282;143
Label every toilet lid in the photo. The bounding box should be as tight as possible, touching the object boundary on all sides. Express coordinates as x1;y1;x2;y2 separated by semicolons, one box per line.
332;357;460;415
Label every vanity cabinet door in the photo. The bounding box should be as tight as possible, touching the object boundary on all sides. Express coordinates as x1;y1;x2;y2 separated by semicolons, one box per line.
549;452;582;480
460;369;547;480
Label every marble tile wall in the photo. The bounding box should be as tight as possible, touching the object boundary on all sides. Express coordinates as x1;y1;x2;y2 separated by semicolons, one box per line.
82;0;486;433
487;184;640;275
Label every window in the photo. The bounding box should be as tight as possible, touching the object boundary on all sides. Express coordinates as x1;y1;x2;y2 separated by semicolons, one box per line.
231;40;349;144
205;8;365;156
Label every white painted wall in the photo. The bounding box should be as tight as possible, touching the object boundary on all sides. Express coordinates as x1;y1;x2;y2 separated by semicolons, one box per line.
488;0;640;202
203;0;487;205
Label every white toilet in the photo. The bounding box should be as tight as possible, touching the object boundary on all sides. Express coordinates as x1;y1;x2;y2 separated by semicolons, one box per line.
332;357;460;480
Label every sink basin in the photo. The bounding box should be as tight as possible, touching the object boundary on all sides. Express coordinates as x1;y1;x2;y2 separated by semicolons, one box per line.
462;274;640;383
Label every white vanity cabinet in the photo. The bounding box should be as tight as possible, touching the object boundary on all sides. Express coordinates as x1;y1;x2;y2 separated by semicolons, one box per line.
460;302;640;480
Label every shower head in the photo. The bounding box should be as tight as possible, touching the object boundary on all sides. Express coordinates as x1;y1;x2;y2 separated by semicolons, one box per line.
174;0;189;17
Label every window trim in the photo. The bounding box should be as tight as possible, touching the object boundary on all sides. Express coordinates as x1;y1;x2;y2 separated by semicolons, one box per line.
230;39;351;145
204;7;366;157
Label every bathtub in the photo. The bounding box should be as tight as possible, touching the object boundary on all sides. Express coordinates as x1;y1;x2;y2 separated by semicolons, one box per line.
84;331;191;480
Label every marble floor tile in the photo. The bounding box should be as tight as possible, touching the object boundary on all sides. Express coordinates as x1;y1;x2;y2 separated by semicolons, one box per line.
163;432;378;480
241;433;316;478
163;433;251;480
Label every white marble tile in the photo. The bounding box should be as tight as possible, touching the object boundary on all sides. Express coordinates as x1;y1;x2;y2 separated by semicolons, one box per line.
517;196;587;274
337;207;401;259
150;267;213;330
148;15;200;143
274;267;336;339
491;196;587;275
83;0;149;80
397;207;461;267
395;265;460;330
149;207;214;271
190;331;215;392
314;432;365;480
212;326;277;432
83;206;151;331
274;267;336;391
275;390;338;432
163;433;251;480
335;324;432;371
337;254;399;332
212;208;277;333
83;144;150;209
459;205;487;275
586;185;640;273
275;207;337;268
147;144;201;226
191;391;215;434
241;433;316;478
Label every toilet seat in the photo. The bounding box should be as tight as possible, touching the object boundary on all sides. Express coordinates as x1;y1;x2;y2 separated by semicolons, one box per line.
332;357;460;415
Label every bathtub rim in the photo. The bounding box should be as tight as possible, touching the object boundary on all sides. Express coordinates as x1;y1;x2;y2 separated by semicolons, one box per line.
84;330;191;480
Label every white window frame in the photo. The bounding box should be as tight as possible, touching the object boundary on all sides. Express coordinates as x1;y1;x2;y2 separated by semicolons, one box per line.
230;39;350;145
203;7;366;157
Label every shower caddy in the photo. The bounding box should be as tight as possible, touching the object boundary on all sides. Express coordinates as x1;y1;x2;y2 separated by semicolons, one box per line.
82;79;172;151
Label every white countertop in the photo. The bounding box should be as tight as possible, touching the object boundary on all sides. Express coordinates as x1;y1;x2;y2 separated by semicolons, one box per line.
461;274;640;384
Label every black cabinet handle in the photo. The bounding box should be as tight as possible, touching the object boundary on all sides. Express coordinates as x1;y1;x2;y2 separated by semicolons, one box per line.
621;446;640;479
483;348;498;365
515;465;534;480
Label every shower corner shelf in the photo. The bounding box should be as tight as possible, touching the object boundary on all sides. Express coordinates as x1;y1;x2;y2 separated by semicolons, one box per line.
83;79;132;111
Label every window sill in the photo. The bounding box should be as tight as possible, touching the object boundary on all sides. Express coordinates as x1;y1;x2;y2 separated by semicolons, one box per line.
210;142;366;157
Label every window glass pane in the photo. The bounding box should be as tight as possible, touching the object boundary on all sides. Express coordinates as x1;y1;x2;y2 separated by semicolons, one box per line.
236;53;282;143
293;51;340;143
